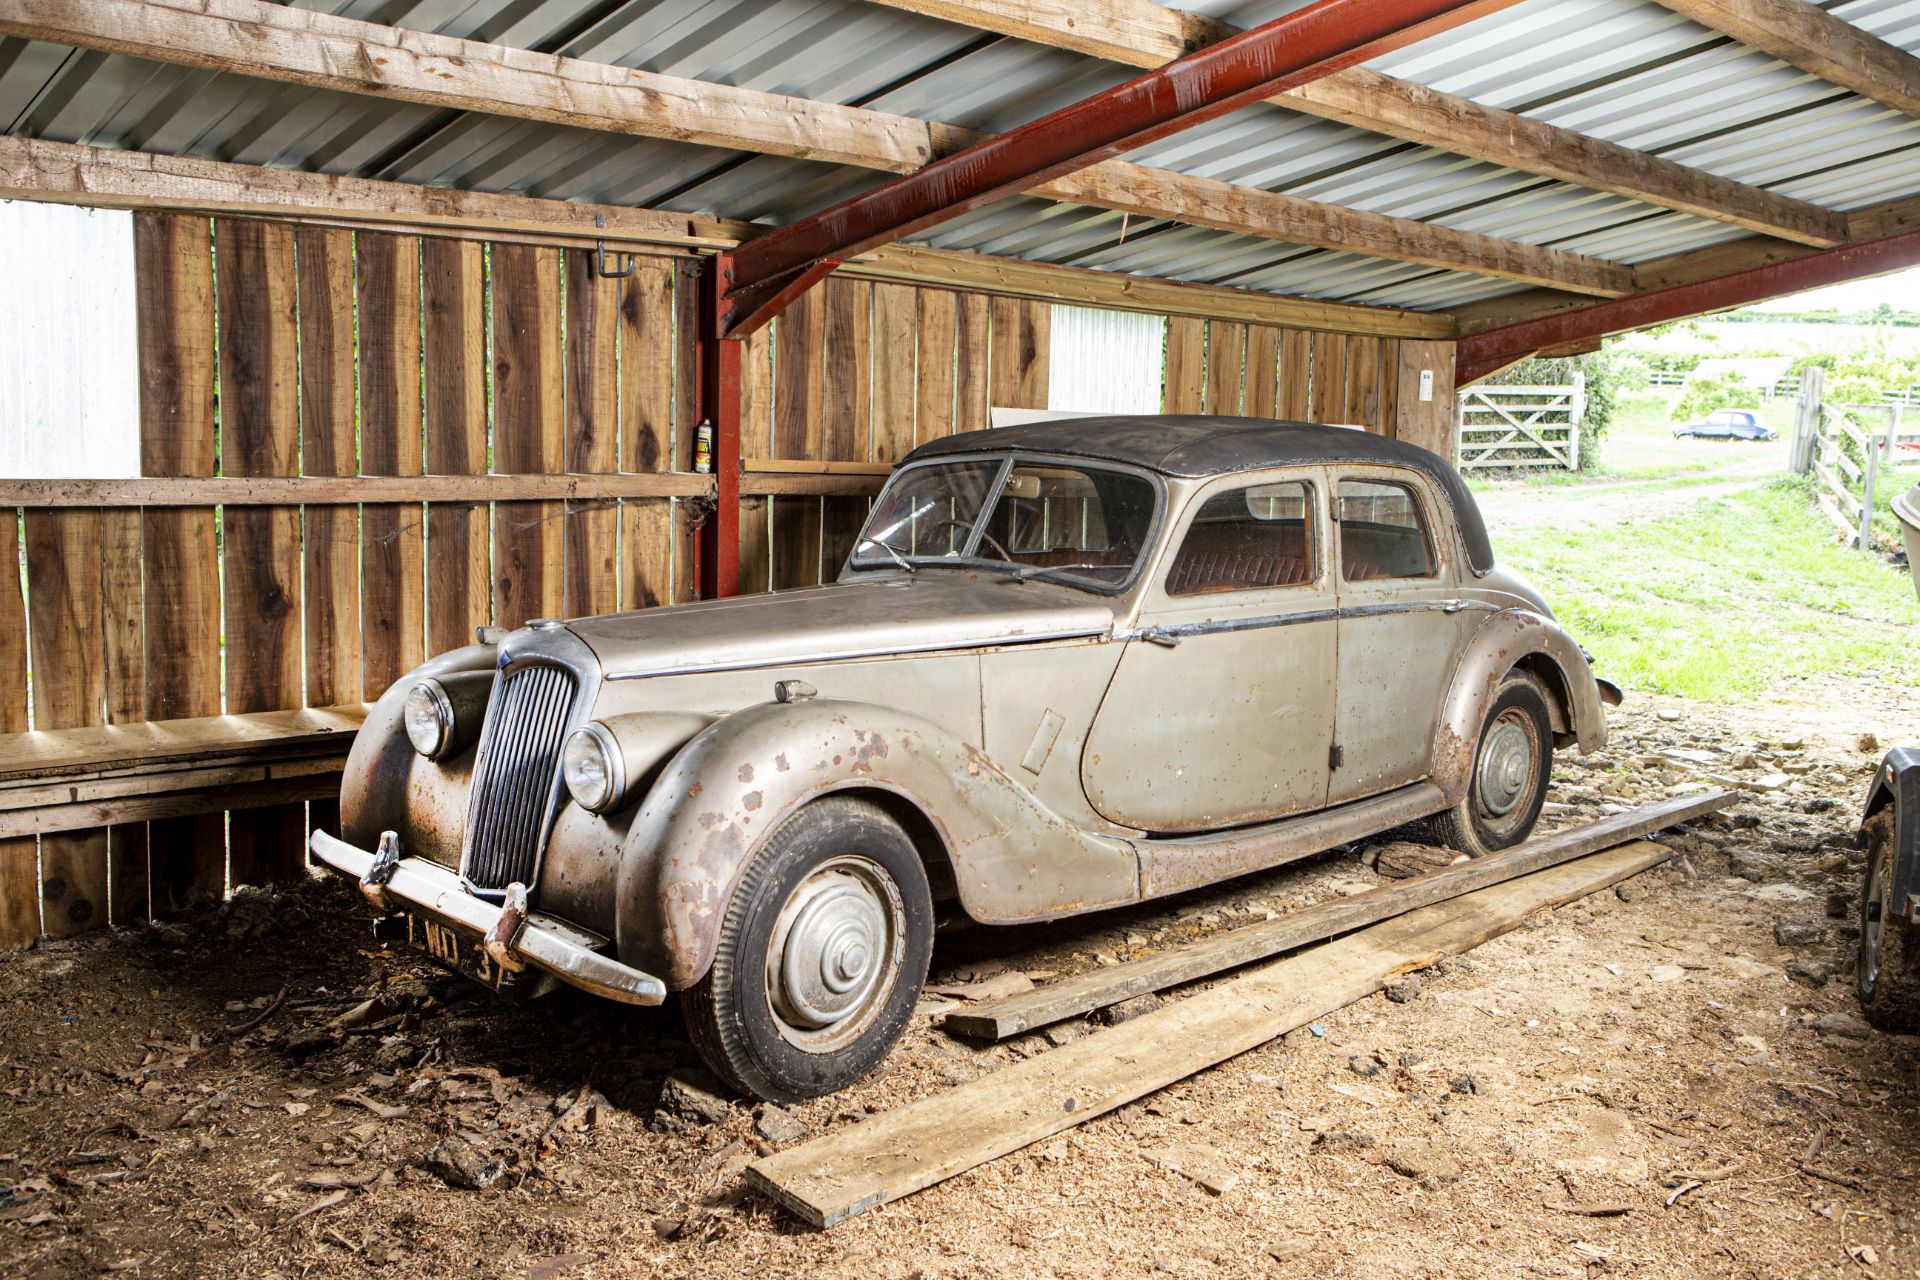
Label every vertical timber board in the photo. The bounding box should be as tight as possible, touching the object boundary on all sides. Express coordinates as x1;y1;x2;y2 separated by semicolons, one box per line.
617;259;675;612
358;231;426;696
215;218;307;887
1163;316;1204;413
739;496;772;595
1377;339;1401;439
1309;334;1350;425
915;289;959;443
871;283;917;466
134;212;225;913
564;249;619;618
1279;329;1313;421
0;515;32;949
989;296;1049;410
1346;335;1383;432
772;497;822;590
772;286;827;591
671;259;700;604
491;243;565;628
423;237;492;654
296;227;358;847
1203;321;1247;415
1394;340;1458;462
1244;325;1281;418
954;293;989;435
24;510;109;936
821;496;867;582
820;277;870;464
738;316;776;594
101;508;147;924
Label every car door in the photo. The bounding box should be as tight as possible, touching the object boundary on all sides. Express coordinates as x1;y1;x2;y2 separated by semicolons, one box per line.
1082;472;1336;833
1326;469;1479;805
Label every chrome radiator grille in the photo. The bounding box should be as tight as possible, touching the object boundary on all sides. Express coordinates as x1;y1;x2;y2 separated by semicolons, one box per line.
461;663;578;893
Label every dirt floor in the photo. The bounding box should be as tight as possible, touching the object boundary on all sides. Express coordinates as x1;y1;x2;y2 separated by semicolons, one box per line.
4;675;1920;1280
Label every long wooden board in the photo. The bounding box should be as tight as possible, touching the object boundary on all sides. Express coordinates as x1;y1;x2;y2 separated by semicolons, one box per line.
947;791;1730;1041
0;706;368;785
748;838;1673;1228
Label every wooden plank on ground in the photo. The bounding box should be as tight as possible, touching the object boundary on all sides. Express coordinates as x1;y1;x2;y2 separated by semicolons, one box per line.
491;242;565;628
424;236;492;655
358;230;426;695
0;513;32;948
1163;316;1204;413
217;217;307;888
25;508;111;935
134;210;225;913
564;248;620;617
947;791;1732;1040
748;839;1674;1228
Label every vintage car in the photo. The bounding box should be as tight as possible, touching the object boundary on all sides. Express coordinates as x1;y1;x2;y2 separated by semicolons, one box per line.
311;416;1616;1101
1671;408;1776;441
1857;481;1920;1032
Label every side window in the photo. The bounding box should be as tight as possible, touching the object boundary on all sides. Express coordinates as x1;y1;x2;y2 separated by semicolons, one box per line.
1165;481;1316;596
1337;480;1435;581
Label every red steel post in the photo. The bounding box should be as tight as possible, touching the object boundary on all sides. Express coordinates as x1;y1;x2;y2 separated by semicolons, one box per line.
696;259;743;599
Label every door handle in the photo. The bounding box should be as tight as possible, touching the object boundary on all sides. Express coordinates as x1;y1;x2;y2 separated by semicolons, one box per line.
1442;599;1470;614
1139;627;1181;648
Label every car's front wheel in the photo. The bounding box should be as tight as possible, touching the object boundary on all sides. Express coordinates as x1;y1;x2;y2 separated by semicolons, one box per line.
683;796;933;1102
1859;809;1920;1033
1430;673;1553;857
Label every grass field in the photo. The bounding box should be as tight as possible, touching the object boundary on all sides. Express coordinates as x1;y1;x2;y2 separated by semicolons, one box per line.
1497;478;1919;701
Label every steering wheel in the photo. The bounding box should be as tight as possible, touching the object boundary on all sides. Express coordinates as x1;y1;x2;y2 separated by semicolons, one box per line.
922;517;1015;562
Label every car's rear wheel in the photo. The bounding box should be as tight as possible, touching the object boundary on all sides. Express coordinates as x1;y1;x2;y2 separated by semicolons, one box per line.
683;796;933;1102
1430;673;1553;858
1859;809;1920;1033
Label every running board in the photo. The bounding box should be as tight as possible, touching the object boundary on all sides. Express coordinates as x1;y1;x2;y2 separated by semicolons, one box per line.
1133;782;1448;901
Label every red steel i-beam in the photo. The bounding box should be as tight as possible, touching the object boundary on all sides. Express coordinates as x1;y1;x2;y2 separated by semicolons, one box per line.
696;264;742;602
711;0;1522;339
1457;227;1920;384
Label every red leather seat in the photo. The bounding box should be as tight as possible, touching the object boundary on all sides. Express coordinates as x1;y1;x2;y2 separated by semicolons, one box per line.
1166;521;1310;595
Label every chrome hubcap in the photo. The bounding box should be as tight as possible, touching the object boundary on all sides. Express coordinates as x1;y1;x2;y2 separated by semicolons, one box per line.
1477;715;1534;817
767;856;904;1049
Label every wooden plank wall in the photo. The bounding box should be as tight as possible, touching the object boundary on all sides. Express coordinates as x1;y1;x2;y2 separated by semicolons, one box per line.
1162;319;1404;434
758;284;1041;591
0;215;695;949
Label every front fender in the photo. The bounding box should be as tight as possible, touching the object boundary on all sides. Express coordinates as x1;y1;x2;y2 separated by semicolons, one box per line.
1864;747;1920;923
614;698;1140;990
339;643;498;863
1433;609;1608;801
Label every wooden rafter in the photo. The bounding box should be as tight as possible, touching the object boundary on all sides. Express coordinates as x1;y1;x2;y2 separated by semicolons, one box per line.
0;0;1633;296
0;137;1456;338
864;0;1848;248
1653;0;1920;119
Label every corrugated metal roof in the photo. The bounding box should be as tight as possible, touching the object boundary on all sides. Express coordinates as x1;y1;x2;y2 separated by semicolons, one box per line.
1;0;1915;314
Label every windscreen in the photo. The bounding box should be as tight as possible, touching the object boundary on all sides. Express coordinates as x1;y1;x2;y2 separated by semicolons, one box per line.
849;457;1159;591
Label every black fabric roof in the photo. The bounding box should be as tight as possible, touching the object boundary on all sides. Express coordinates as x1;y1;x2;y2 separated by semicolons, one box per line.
903;416;1496;575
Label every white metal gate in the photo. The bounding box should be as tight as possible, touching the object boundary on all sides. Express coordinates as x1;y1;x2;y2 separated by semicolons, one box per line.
1455;376;1586;471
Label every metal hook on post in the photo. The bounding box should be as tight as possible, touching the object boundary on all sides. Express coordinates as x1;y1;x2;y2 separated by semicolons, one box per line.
593;216;637;278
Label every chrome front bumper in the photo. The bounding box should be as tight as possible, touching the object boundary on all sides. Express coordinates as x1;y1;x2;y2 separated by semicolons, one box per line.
308;829;666;1006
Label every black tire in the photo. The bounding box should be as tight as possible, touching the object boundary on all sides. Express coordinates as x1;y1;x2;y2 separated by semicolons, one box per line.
1858;809;1920;1033
1430;673;1554;858
683;796;933;1102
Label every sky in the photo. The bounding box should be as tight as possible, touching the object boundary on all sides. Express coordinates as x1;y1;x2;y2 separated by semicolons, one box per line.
1745;263;1920;313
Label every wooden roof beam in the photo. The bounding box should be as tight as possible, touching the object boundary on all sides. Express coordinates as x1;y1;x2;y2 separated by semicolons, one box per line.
865;0;1848;248
1652;0;1920;119
0;136;1455;338
0;0;1631;297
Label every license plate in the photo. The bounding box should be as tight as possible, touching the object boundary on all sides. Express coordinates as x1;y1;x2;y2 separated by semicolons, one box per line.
407;914;521;994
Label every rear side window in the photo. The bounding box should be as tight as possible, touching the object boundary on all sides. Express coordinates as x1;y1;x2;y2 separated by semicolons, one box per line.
1337;480;1434;581
1166;482;1315;596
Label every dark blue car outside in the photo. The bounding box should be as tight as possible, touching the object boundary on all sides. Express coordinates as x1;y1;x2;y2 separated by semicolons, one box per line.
1673;408;1776;441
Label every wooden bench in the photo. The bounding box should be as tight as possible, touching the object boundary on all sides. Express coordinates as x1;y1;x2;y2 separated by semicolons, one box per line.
0;705;369;840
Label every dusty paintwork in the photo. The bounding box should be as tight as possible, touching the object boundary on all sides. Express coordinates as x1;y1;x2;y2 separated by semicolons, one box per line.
313;418;1612;1005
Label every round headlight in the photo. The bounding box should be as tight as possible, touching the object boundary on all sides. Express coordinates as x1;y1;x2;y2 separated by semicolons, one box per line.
402;679;456;758
562;723;626;814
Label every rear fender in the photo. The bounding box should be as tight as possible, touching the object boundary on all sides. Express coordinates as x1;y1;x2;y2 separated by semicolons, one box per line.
613;698;1140;990
1864;747;1920;923
1433;609;1608;801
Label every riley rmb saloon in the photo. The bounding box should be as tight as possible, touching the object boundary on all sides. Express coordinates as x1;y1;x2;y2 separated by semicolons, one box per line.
311;416;1617;1101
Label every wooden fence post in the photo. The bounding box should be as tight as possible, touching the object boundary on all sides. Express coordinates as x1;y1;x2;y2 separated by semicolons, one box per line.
1790;366;1822;475
1859;418;1881;551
